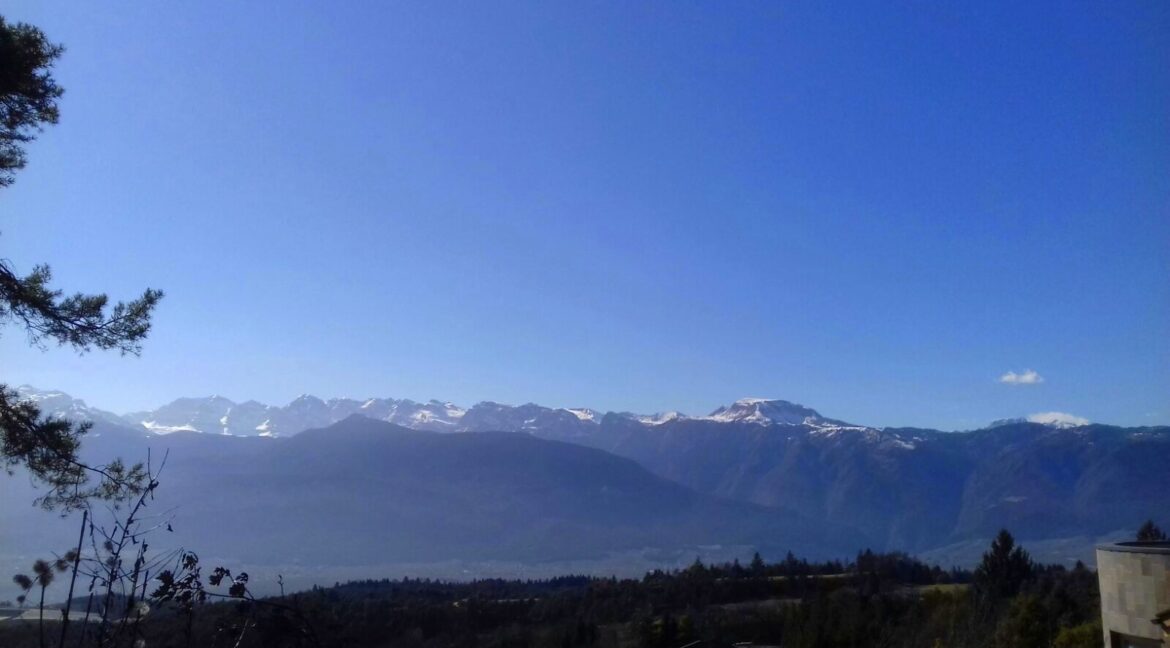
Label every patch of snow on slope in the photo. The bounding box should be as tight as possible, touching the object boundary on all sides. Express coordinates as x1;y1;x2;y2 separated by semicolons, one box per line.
141;421;198;434
565;408;598;423
636;412;685;425
1027;412;1090;428
442;403;467;420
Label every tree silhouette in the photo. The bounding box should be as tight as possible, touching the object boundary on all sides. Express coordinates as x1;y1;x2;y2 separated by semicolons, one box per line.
1137;519;1167;542
0;16;63;186
749;551;765;576
14;557;68;648
973;529;1033;601
0;14;162;506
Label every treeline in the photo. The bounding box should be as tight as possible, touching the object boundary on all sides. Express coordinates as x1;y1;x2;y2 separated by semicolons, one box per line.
0;532;1103;648
321;548;966;604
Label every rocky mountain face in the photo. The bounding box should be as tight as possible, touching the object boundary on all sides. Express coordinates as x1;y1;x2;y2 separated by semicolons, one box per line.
14;386;1170;559
13;386;127;428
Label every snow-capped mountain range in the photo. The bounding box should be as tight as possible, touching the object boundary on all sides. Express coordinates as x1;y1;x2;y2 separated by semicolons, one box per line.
7;385;1165;566
14;385;873;438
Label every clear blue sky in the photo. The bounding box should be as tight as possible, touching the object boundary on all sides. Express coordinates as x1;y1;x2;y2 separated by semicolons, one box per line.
2;2;1167;429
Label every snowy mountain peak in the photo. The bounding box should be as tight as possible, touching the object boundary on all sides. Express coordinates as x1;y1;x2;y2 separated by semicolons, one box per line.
705;398;851;427
16;385;78;405
1027;412;1091;428
988;412;1092;430
14;385;132;428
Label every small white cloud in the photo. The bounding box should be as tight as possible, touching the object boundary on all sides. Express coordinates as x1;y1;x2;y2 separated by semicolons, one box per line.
999;369;1044;385
1027;412;1090;428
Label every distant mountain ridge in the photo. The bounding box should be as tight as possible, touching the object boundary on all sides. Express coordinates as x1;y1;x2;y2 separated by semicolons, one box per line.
18;386;904;438
0;415;853;572
14;387;129;428
13;385;1169;562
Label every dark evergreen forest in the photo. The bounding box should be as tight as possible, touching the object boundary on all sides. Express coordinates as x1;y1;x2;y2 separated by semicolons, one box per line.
0;534;1103;648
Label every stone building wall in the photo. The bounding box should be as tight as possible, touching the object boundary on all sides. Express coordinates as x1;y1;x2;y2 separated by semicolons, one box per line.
1097;542;1170;647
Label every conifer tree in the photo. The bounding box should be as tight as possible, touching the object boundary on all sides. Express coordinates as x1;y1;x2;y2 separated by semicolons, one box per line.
0;15;62;186
1137;519;1167;542
0;14;163;504
973;529;1033;601
749;551;765;576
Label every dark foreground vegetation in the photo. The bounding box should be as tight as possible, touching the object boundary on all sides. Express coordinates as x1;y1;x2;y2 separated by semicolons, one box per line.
1;531;1103;648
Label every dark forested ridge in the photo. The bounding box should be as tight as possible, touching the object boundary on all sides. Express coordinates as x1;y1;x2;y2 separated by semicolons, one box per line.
579;418;1170;553
0;540;1103;648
